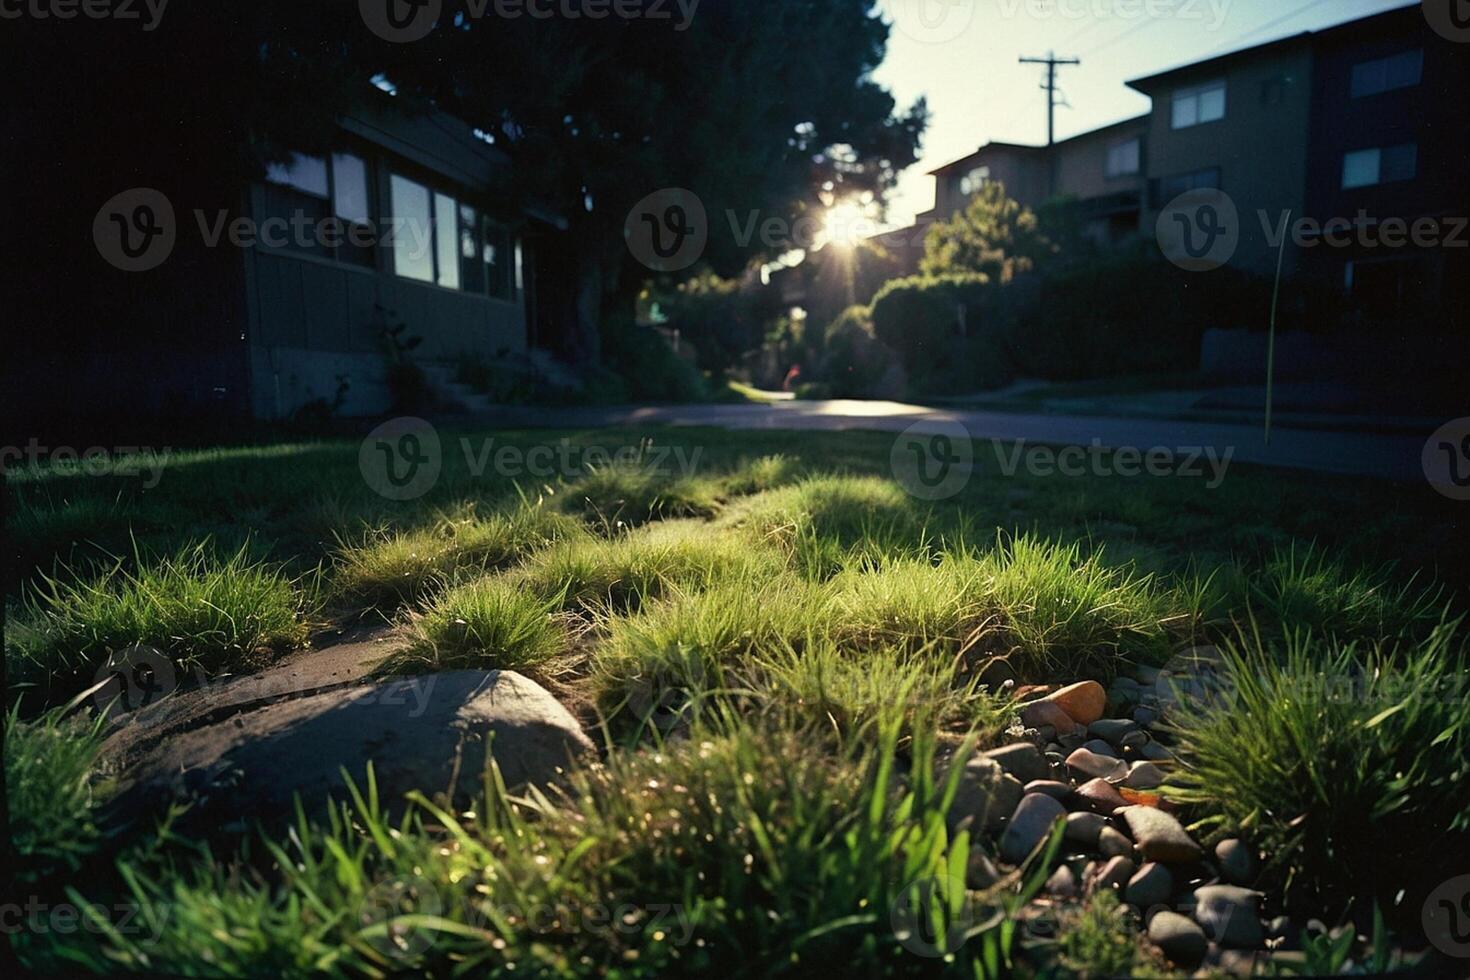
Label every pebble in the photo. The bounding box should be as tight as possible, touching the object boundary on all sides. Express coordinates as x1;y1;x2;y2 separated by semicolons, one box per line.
1072;777;1128;815
1133;706;1158;726
1046;864;1079;898
999;793;1066;864
1148;910;1207;967
983;743;1051;784
1081;738;1121;759
1091;855;1137;894
1120;806;1203;863
1087;718;1139;746
1065;747;1130;783
947;757;1023;832
1193;884;1265;949
1064;811;1107;847
1215;838;1258;885
1020;698;1084;735
1133;666;1162;687
1098;825;1136;859
1138;741;1173;763
1127;862;1174;910
1025;779;1072;801
1042;680;1107;725
1057;732;1087;752
967;849;1000;888
1123;761;1165;791
1119;729;1149;751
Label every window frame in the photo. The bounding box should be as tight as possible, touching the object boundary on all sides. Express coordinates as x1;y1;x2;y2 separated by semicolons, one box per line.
1170;78;1227;130
1341;142;1418;190
262;150;376;268
1105;137;1141;178
1350;49;1423;98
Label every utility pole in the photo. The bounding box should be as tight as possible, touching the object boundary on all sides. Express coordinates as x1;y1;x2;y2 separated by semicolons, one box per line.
1019;51;1079;147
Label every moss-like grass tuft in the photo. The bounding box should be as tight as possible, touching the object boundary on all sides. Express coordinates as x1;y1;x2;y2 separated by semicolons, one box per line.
394;578;566;674
6;541;310;704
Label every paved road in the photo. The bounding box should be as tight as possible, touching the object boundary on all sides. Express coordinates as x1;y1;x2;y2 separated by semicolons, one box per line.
476;398;1438;482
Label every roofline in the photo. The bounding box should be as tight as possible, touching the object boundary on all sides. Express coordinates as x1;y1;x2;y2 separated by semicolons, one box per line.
1125;3;1419;92
926;141;1044;176
1048;113;1150;149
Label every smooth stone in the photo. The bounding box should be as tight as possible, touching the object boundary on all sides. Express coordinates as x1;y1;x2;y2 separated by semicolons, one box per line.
1138;741;1173;762
1133;706;1159;726
1119;729;1150;751
1127;862;1174;910
1193;884;1265;949
1064;811;1107;847
1112;676;1142;692
1025;779;1073;801
999;793;1067;864
1066;747;1130;783
1088;718;1139;746
1057;731;1087;752
1098;825;1136;859
983;742;1051;784
1090;855;1137;894
1037;726;1057;744
948;757;1025;833
1020;698;1084;735
1120;806;1203;863
1043;680;1107;725
1081;738;1120;759
1133;666;1162;686
1046;864;1079;898
1123;761;1166;791
1148;910;1208;967
1045;751;1066;768
1072;777;1128;815
107;671;593;835
967;849;1001;888
1216;838;1258;885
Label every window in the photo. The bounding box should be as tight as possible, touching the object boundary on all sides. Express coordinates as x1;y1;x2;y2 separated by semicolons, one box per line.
264;151;373;266
483;219;515;300
1341;143;1417;189
434;192;460;289
266;153;329;197
1106;138;1140;177
458;204;486;294
389;174;434;283
959;166;990;196
1171;79;1226;129
1350;49;1423;98
1155;167;1220;205
331;153;374;267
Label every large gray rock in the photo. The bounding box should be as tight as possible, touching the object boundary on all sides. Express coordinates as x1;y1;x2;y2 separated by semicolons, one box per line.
999;793;1066;864
1064;811;1106;847
1065;747;1129;783
1149;910;1207;967
1192;884;1265;949
1120;806;1203;863
1215;838;1258;885
1126;862;1174;910
107;670;594;833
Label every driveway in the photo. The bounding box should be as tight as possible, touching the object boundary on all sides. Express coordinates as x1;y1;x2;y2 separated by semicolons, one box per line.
474;399;1438;483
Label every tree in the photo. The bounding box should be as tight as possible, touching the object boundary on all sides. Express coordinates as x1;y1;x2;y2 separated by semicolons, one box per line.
919;183;1056;282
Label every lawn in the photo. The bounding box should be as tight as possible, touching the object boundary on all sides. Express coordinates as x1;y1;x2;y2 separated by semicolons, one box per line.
5;425;1467;976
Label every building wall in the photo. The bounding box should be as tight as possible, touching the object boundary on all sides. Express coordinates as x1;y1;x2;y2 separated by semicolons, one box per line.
933;147;1047;220
1051;121;1148;203
1300;11;1470;333
1138;41;1315;276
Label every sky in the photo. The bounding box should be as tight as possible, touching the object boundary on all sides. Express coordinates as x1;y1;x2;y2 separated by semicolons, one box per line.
871;0;1418;229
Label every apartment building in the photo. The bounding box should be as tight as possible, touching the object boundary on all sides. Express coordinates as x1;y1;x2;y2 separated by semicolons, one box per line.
894;4;1466;322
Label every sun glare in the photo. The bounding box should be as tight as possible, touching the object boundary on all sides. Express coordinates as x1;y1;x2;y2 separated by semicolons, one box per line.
822;201;872;249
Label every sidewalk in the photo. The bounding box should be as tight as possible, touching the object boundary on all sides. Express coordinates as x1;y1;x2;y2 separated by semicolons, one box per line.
471;398;1436;483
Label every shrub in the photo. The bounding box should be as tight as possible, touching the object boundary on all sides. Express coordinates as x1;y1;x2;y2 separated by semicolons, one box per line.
656;270;774;373
809;305;897;398
396;578;565;674
600;315;709;403
6;541;310;705
869;274;1016;394
1164;627;1470;914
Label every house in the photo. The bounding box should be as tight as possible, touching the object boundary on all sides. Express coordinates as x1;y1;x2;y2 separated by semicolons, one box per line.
240;95;570;419
890;4;1466;304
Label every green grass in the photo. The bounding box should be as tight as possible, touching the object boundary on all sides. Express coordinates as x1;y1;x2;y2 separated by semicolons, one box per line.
1055;891;1162;979
329;499;582;611
5;700;112;884
513;520;785;613
6;540;311;704
393;577;567;675
6;424;1467;975
51;717;1056;978
1164;625;1470;916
